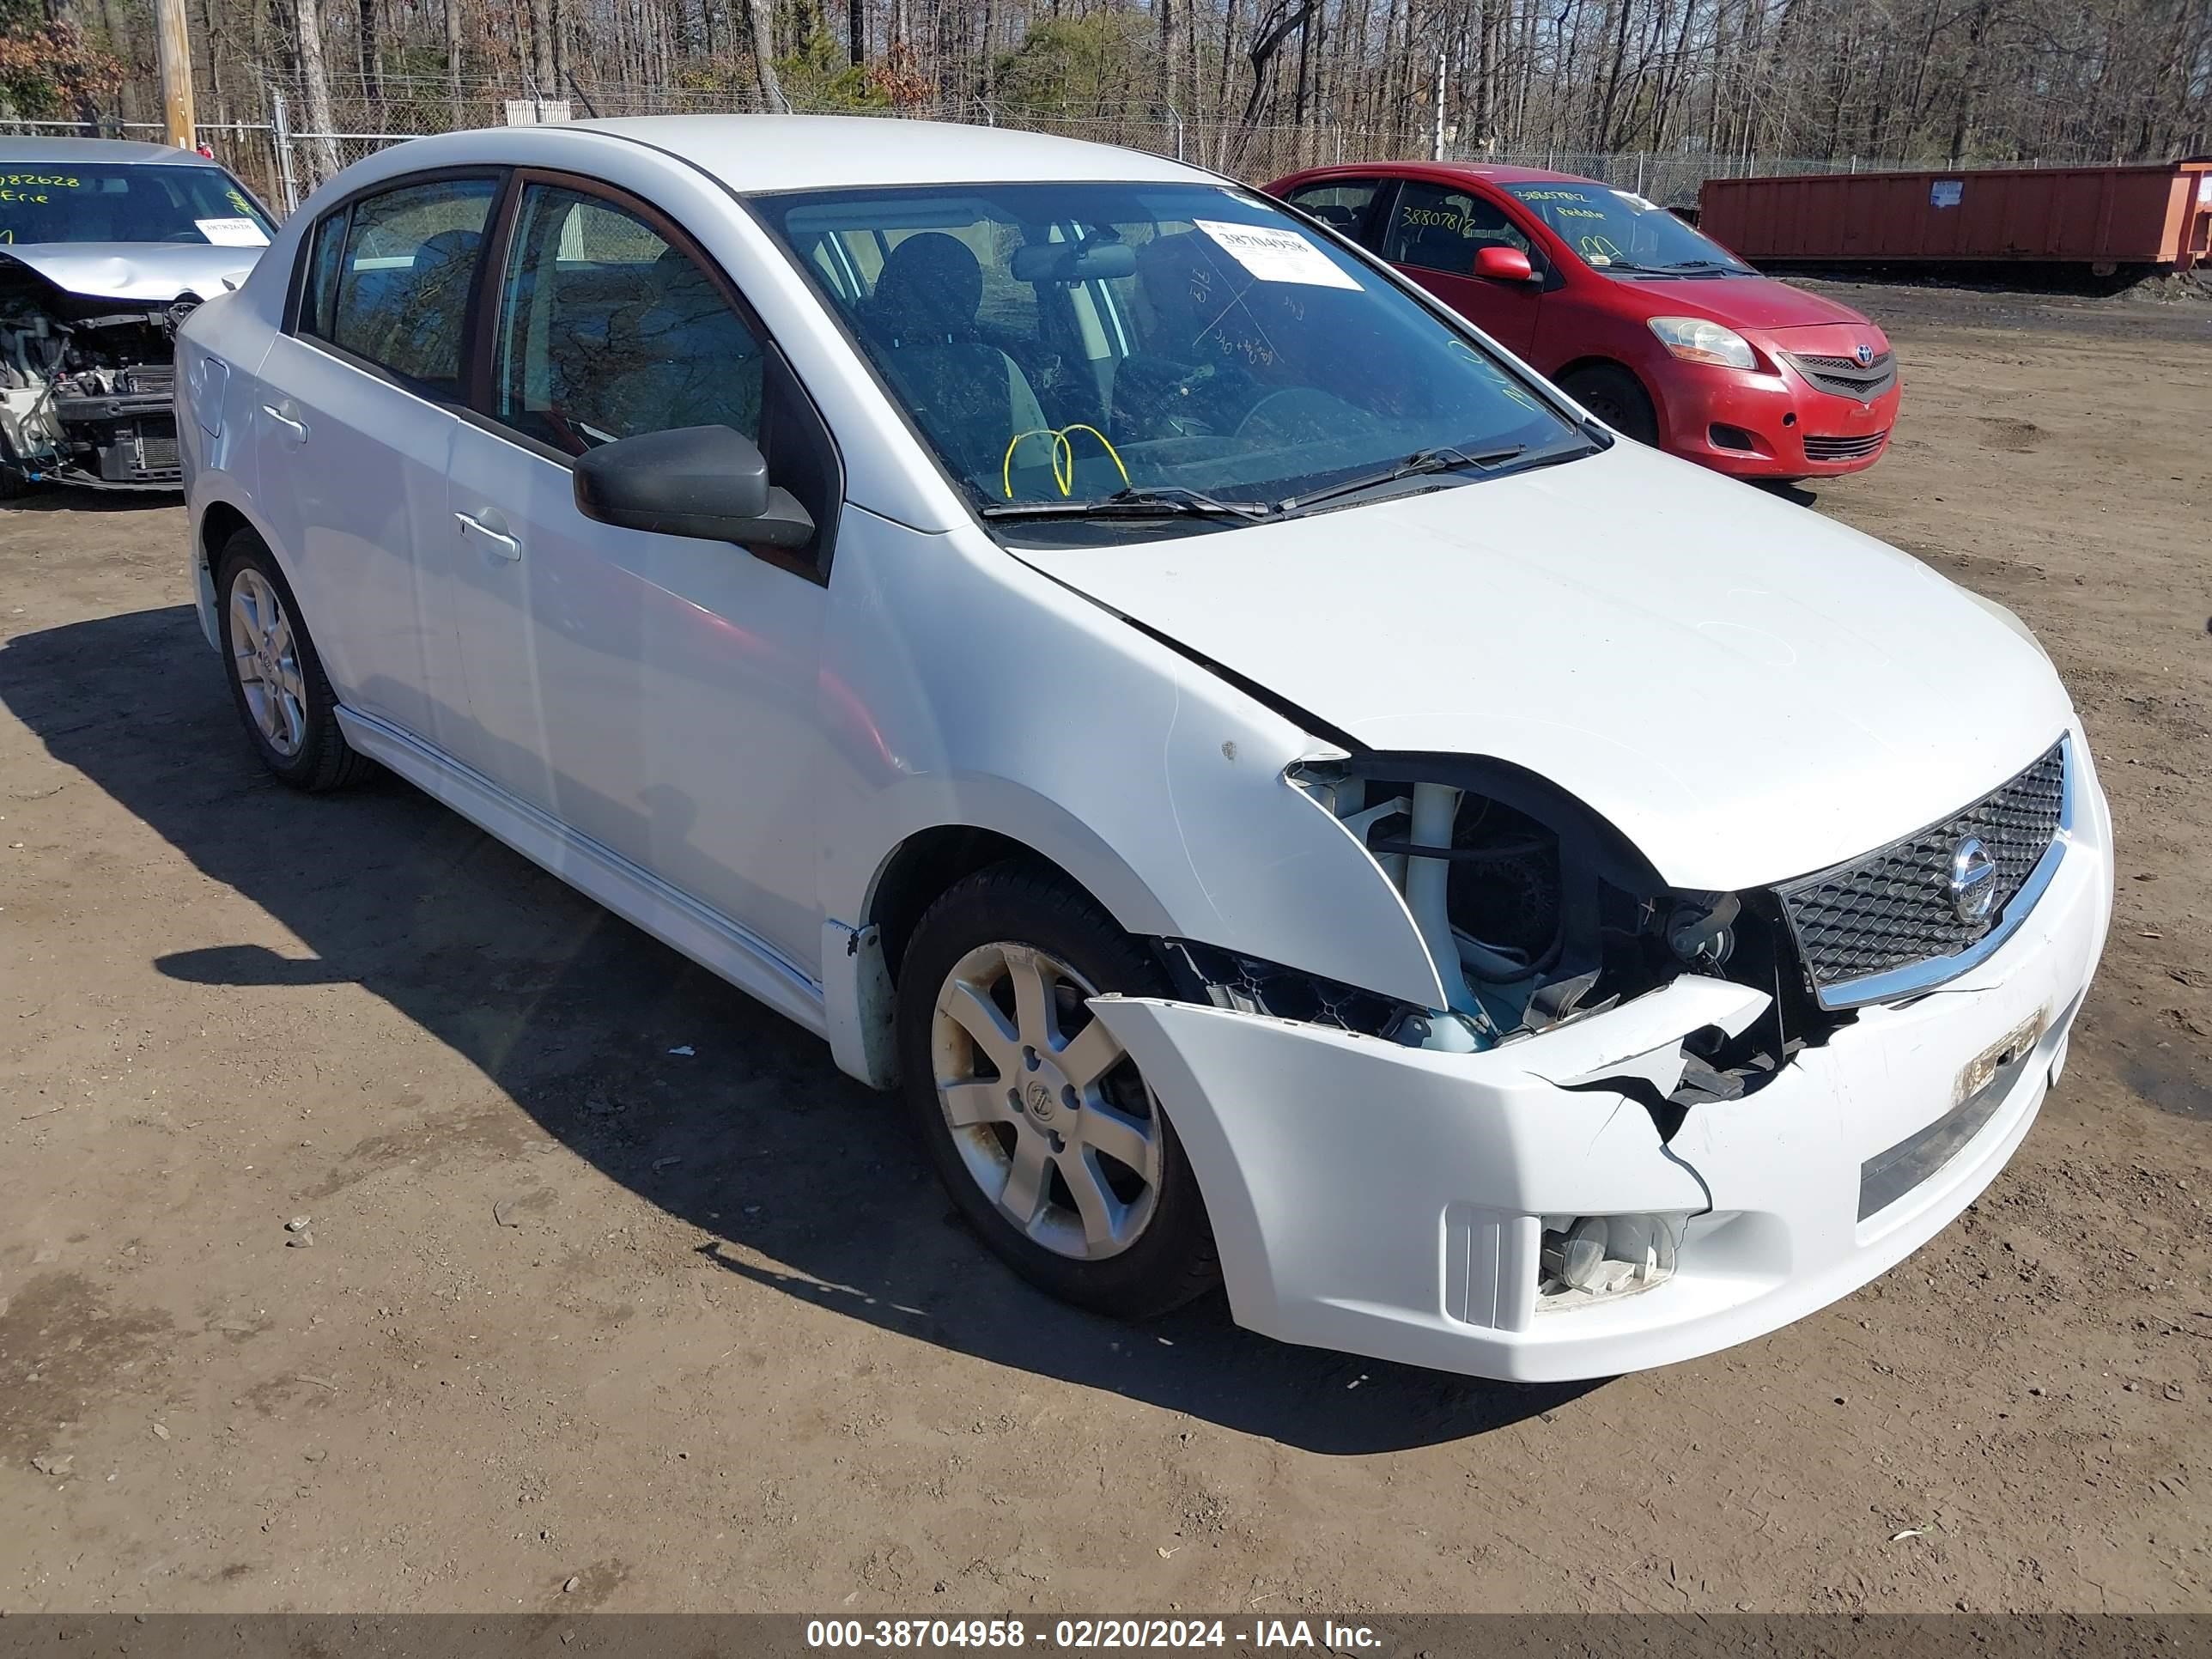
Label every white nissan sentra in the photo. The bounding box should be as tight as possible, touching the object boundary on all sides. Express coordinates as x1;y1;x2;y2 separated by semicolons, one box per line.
175;117;2112;1382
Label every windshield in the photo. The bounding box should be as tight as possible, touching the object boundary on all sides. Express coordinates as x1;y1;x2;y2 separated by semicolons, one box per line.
754;181;1587;525
0;162;273;247
1502;182;1747;274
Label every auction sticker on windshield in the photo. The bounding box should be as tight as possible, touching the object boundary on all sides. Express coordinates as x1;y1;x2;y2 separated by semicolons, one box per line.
1193;219;1361;289
195;217;270;246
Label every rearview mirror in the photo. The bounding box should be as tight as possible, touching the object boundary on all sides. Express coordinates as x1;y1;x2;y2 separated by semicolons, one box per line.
1010;240;1138;284
1474;245;1538;283
573;424;815;550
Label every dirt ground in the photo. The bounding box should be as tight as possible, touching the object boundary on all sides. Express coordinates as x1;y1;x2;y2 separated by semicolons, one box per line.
2;280;2209;1618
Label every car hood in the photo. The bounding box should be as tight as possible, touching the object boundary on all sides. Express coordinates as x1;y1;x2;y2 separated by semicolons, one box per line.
0;242;262;303
1608;270;1879;335
1008;441;2074;891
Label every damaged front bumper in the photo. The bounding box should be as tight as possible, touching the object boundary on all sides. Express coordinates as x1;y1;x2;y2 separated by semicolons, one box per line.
1089;760;2112;1382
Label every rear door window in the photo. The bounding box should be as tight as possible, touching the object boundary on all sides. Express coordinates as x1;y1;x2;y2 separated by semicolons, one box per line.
307;175;499;398
1283;179;1384;245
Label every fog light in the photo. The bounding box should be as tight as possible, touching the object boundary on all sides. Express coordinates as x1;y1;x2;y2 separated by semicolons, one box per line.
1557;1216;1608;1290
1538;1212;1687;1308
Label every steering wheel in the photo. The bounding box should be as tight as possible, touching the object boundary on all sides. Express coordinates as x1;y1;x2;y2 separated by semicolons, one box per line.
1233;386;1362;444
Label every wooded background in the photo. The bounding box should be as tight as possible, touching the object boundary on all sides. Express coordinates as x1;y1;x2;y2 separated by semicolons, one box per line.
6;0;2209;199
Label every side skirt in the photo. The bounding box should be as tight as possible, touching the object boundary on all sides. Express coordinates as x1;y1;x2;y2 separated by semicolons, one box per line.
336;707;828;1038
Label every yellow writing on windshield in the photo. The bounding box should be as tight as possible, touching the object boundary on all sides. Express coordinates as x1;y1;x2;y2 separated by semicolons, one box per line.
1448;337;1544;411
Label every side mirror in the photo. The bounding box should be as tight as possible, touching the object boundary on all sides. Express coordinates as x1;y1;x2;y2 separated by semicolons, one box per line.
573;424;815;550
1474;245;1538;283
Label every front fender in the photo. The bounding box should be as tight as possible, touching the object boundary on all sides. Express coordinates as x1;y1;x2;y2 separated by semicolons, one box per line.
811;514;1450;1086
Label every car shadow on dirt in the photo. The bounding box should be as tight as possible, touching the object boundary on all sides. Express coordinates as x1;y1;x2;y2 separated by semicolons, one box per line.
0;602;1601;1455
0;487;179;514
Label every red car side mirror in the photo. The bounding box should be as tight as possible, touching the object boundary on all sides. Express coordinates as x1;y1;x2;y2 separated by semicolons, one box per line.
1474;245;1538;283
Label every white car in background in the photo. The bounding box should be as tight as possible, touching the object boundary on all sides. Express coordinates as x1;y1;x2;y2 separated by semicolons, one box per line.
0;137;273;495
173;117;2112;1382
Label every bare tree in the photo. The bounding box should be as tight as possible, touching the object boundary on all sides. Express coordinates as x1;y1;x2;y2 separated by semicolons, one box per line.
743;0;787;109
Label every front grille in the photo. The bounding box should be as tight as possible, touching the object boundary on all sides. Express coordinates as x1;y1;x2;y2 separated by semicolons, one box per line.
1775;740;2066;994
1785;349;1899;401
123;364;176;396
1803;429;1889;461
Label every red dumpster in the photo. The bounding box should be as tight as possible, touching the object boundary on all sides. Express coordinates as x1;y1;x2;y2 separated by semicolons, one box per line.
1699;160;2212;273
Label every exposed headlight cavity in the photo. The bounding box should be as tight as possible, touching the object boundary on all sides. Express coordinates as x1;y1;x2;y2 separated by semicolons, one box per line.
1647;316;1757;370
1291;755;1850;1085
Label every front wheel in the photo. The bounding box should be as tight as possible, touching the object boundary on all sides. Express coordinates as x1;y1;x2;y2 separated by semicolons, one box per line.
1559;363;1661;447
896;863;1219;1320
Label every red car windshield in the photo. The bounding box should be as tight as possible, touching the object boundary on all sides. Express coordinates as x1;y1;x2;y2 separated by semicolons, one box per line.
1503;182;1747;275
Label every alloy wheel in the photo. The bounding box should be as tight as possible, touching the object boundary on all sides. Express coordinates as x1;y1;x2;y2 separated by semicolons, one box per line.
228;568;307;758
929;940;1164;1261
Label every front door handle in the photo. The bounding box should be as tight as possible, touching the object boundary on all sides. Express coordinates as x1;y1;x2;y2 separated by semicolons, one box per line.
455;510;522;561
260;404;308;445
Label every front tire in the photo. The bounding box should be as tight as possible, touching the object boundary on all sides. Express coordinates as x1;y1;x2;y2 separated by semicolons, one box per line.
216;529;372;792
1560;362;1661;447
896;862;1219;1320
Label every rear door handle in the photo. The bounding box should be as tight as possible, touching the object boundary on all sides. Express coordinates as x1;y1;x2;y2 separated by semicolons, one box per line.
455;511;522;561
260;404;308;444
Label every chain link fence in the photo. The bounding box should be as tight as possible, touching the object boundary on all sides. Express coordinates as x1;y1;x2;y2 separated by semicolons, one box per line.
4;93;2102;222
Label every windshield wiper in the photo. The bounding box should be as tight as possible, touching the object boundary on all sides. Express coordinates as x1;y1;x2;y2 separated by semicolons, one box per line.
1276;445;1529;515
981;485;1275;524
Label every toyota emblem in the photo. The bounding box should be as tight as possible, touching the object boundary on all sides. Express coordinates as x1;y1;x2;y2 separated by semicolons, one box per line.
1855;343;1876;368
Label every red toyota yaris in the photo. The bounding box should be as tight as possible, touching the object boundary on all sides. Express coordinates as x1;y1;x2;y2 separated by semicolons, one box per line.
1267;161;1901;481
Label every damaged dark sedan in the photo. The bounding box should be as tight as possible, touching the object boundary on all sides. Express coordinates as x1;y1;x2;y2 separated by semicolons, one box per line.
0;137;274;495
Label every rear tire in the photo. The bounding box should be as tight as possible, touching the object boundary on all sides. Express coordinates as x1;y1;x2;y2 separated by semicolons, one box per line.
1560;363;1661;447
215;529;373;792
896;861;1220;1320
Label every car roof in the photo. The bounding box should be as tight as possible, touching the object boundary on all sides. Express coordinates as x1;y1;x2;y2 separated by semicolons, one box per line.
571;114;1217;193
0;136;221;166
1280;160;1601;189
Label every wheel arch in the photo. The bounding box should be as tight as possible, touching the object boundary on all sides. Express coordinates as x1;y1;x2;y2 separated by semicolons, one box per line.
866;824;1087;987
821;787;1182;1091
190;488;283;652
199;498;254;570
1553;353;1654;400
1553;355;1667;444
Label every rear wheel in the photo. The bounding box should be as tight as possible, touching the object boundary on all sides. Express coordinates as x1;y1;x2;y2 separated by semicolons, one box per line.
216;529;373;792
896;862;1219;1319
1560;363;1661;447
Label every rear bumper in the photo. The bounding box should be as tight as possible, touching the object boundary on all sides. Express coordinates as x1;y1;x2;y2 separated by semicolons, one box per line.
1091;738;2112;1382
1654;362;1900;480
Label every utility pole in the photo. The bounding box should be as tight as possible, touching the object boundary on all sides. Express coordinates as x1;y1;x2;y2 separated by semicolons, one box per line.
155;0;197;148
1432;51;1446;161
